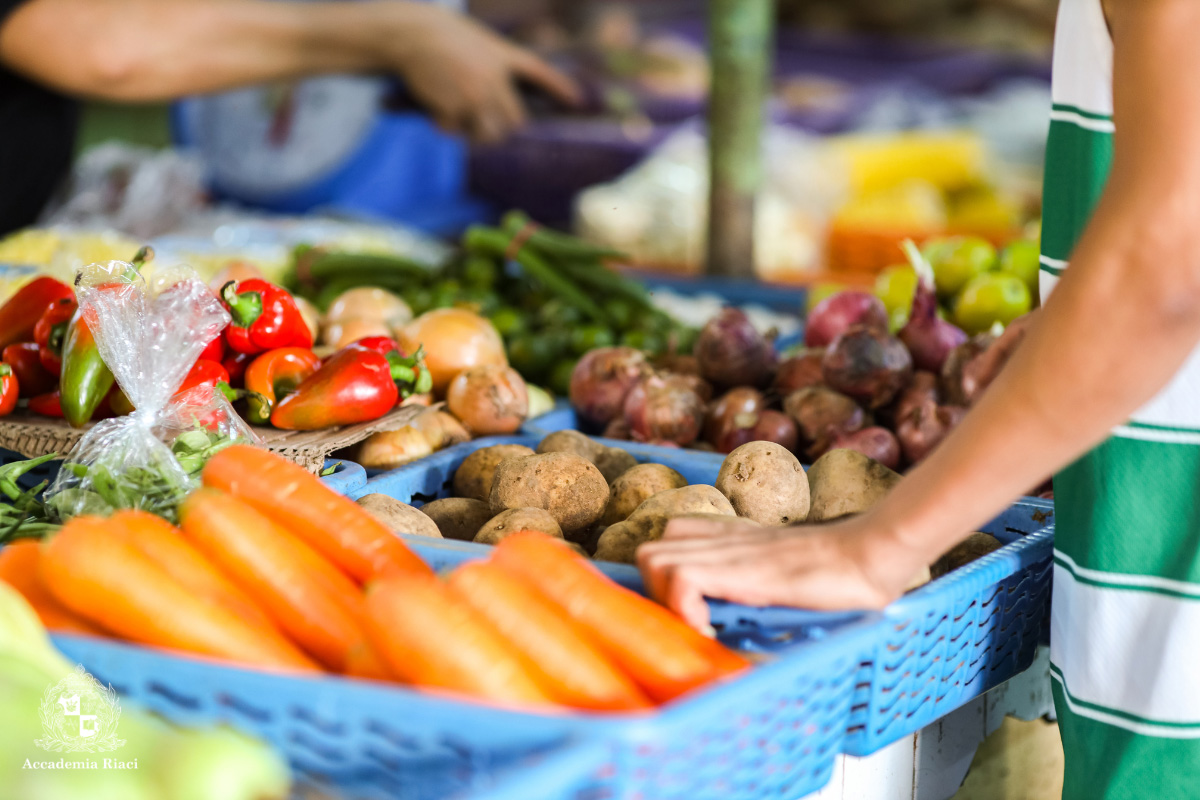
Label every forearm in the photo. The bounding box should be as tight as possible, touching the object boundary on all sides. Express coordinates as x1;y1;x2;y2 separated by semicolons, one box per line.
0;0;405;102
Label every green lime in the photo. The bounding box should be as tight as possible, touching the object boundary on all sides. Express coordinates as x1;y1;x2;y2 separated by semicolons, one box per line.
489;307;526;339
924;236;996;297
954;271;1032;334
874;263;918;319
570;325;616;355
549;359;578;396
508;335;561;379
997;239;1040;295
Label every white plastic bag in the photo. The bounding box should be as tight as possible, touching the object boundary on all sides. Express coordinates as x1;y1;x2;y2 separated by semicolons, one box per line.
45;261;255;521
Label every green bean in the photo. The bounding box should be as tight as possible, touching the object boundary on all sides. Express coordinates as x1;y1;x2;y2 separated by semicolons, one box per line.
500;211;625;261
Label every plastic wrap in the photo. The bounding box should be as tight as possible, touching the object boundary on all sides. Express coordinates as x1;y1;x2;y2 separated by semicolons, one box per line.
45;261;254;521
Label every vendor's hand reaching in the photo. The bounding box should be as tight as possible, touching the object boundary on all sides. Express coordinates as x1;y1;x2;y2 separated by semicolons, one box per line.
637;515;929;630
382;2;580;143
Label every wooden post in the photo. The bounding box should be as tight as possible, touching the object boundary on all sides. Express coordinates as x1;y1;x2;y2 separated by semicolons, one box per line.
706;0;773;278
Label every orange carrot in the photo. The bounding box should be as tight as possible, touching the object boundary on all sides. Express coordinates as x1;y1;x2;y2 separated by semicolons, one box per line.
110;510;276;632
492;532;750;702
201;445;431;582
365;574;560;707
343;641;394;682
447;561;652;711
178;488;373;672
0;541;105;635
40;517;319;672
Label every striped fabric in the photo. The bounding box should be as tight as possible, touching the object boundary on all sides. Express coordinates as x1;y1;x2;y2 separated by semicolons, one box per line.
1042;1;1200;796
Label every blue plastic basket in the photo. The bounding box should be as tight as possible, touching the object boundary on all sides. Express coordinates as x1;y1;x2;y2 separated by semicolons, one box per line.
50;533;880;800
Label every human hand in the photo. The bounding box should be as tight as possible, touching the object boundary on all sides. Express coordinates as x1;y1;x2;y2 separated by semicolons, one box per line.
636;514;928;630
381;2;579;143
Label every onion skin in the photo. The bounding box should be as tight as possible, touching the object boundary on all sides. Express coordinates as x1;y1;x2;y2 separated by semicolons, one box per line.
569;346;648;426
899;272;968;372
716;409;799;453
957;312;1036;405
783;386;866;460
941;334;994;407
603;417;632;440
399;308;507;396
773;349;825;396
822;326;913;409
704;387;766;445
888;371;940;428
896;399;967;464
654;353;702;377
805;291;889;348
830;426;901;471
695;308;777;389
446;365;529;435
622;373;707;446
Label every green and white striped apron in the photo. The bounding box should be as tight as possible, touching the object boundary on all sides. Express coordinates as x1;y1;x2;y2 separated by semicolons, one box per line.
1043;1;1200;796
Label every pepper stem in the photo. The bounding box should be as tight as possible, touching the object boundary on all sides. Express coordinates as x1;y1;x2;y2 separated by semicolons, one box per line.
221;282;264;328
386;346;432;397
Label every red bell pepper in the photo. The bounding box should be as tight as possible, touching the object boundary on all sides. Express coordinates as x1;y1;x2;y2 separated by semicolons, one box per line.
222;352;252;388
270;345;432;431
0;364;17;416
0;276;74;351
220;280;313;355
2;343;56;398
199;336;226;363
28;390;63;418
352;336;405;356
243;347;322;425
32;296;77;375
110;358;235;416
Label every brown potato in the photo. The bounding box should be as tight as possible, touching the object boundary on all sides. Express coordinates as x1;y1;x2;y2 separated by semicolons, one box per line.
716;441;810;525
419;497;492;542
356;494;441;538
931;532;1003;578
594;447;638;484
627;484;735;522
601;463;688;526
452;444;536;502
806;448;901;523
488;452;610;536
536;430;606;461
475;507;564;546
594;510;756;564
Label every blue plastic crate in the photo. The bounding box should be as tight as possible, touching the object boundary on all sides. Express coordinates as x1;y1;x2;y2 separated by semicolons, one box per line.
50;533;880;800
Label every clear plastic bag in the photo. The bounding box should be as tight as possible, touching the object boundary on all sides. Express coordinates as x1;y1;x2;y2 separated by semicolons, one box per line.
45;261;255;521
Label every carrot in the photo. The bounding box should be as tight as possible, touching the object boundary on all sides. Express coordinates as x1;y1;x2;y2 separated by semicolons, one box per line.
201;445;431;582
365;573;560;707
447;561;652;711
0;541;105;636
491;532;750;702
343;641;393;682
40;517;319;672
179;488;373;672
110;510;275;633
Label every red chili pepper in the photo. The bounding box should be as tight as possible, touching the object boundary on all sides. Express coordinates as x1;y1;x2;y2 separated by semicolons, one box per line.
220;280;313;355
2;343;56;398
270;345;432;431
222;352;253;388
28;390;63;418
352;336;405;357
243;347;322;425
0;364;17;416
199;336;226;363
0;276;74;351
32;296;78;375
110;358;235;416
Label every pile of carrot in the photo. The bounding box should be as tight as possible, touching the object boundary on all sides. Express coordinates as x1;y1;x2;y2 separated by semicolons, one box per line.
0;445;749;711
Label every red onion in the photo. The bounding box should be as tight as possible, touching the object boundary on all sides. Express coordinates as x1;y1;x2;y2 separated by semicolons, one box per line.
896;399;967;464
957;312;1035;405
822;326;913;409
783;386;866;459
805;291;889;347
622;373;707;446
830;427;902;470
704;387;766;445
889;371;940;427
773;348;825;396
715;409;799;454
899;267;967;372
569;346;647;426
654;353;701;377
695;308;777;389
602;417;631;440
941;334;994;407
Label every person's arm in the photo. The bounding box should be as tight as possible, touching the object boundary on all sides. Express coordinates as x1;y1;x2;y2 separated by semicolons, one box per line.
0;0;577;141
638;0;1200;628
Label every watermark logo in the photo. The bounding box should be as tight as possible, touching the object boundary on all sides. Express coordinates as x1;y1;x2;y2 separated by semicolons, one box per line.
34;665;125;753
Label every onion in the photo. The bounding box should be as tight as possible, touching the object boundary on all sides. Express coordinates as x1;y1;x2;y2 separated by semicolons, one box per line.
956;311;1035;406
293;296;321;343
431;410;472;448
356;427;435;470
783;386;866;459
715;409;799;454
603;417;632;440
208;260;265;293
695;307;777;389
569;346;648;426
822;326;913;409
322;318;393;349
622;373;707;446
703;387;766;445
525;384;555;419
898;244;968;372
805;291;888;347
654;353;701;377
773;348;825;396
889;371;940;428
446;365;529;435
830;427;901;470
325;287;413;326
896;399;967;464
399;308;507;396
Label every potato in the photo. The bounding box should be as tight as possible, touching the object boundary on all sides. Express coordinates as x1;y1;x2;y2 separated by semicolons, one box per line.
419;497;492;542
452;444;536;502
806;448;901;523
931;532;1003;578
601;463;688;526
627;484;735;522
356;427;435;470
716;442;809;525
355;494;441;538
475;507;563;546
536;430;606;461
594;447;638;484
489;452;610;536
594;510;756;564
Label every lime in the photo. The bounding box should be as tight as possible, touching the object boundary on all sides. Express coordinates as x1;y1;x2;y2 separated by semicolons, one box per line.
924;236;995;297
549;359;578;396
954;271;1032;334
489;307;526;339
570;325;616;355
874;263;918;319
998;239;1040;295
